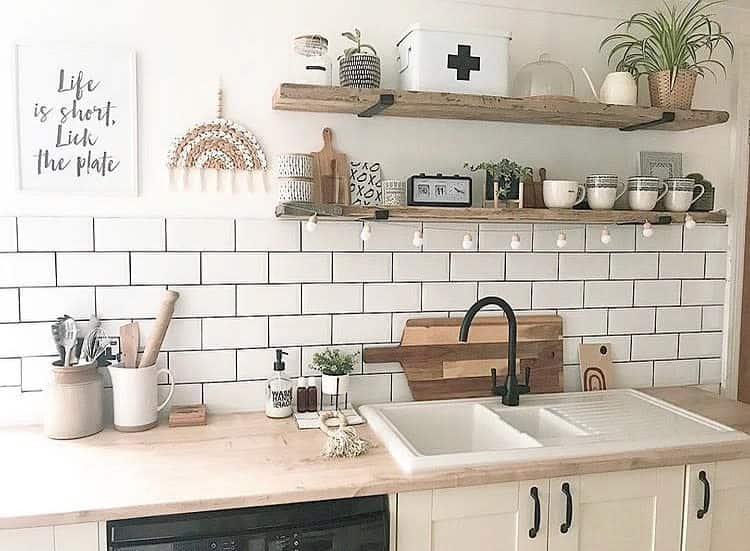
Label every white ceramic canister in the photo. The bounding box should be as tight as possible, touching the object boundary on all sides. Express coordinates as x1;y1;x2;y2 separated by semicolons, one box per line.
278;179;313;202
274;153;314;179
382;179;407;206
44;363;104;440
628;177;668;211
543;180;585;208
108;363;175;432
663;178;705;212
585;175;626;210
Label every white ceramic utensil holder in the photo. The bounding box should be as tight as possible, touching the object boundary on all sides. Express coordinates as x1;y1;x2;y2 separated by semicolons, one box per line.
44;363;104;440
108;363;175;432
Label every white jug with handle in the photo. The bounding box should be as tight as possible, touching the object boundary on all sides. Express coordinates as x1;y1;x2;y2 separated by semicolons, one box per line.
582;68;638;106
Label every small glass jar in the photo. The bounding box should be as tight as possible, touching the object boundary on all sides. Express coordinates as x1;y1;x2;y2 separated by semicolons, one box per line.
290;34;332;86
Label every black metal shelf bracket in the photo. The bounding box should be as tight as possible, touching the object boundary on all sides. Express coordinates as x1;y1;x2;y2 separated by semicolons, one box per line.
620;111;676;132
358;94;395;118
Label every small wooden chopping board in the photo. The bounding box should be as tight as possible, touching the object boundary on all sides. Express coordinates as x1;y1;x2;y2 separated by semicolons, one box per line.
312;127;349;204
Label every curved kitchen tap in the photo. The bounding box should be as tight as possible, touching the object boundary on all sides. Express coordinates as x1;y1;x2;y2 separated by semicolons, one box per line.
458;296;530;406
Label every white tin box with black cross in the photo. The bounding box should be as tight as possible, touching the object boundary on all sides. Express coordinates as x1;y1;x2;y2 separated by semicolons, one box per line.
396;25;511;95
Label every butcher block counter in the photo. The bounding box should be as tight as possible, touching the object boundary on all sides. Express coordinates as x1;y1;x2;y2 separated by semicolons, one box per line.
2;386;750;530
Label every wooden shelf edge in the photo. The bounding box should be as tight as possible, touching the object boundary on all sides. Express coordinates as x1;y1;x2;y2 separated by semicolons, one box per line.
275;203;727;225
273;83;730;132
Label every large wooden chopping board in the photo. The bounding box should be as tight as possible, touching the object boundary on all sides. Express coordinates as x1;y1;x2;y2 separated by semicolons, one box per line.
312;127;349;204
362;315;563;401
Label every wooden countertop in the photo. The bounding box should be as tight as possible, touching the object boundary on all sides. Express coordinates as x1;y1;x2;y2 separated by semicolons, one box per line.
2;387;750;529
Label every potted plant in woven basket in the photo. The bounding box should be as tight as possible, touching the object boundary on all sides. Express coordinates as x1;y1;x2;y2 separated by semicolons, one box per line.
600;0;734;109
310;348;359;396
338;28;381;88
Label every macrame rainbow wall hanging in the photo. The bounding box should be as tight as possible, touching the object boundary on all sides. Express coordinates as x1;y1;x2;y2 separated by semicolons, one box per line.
167;88;267;192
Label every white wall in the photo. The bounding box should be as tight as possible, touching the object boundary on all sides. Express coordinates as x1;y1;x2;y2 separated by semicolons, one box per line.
0;0;746;218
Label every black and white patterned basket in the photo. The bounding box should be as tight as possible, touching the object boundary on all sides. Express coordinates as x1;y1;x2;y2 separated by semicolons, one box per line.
339;54;381;88
275;153;314;179
278;179;313;202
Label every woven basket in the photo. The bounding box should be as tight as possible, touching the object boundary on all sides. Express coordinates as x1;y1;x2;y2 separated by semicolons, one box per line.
648;70;698;110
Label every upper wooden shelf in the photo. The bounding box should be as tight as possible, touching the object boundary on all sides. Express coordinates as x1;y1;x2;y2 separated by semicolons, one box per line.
273;84;729;132
276;203;727;225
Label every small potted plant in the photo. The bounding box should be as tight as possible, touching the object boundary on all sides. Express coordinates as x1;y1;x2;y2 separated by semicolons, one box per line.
338;28;381;88
600;0;734;109
310;348;358;395
465;159;532;204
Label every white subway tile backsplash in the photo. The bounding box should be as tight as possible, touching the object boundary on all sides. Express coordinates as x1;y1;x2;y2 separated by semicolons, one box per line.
608;308;655;334
159;383;203;408
634;280;681;306
238;347;302;380
582;335;631;362
20;287;94;322
705;253;726;279
96;286;166;319
635;224;682;251
533;225;584;252
558;309;607;336
0;218;17;252
348;374;392;405
559;254;609;281
563;337;581;365
95;218;165;251
166;219;234;251
631;334;678;361
131;253;200;285
138;318;201;352
238;284;300;316
679;332;722;359
236;220;299;251
478;282;532;310
393;253;448;282
654;360;699;387
656;306;702;333
584;281;633;308
302;284;362;314
365;224;418;252
423;223;478;252
171;285;236;317
0;253;56;287
682;279;725;305
203;317;268;349
365;283;420;313
480;224;532;252
18;217;92;251
506;253;557;281
170;350;235;383
683;225;728;252
332;313;390;344
585;225;635;252
563;365;582;391
422;282;476;311
702;306;724;331
700;358;722;384
392;373;413;402
610;253;658;279
608;362;654;388
658;253;705;279
20;356;54;391
333;253;392;282
302;221;362;252
0;289;19;322
0;359;21;387
270;315;331;347
204;380;266;413
532;281;583;309
202;253;267;284
269;253;331;283
57;253;130;286
450;253;504;281
0;323;57;358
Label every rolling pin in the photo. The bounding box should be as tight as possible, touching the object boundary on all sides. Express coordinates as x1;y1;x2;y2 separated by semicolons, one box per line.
138;290;180;368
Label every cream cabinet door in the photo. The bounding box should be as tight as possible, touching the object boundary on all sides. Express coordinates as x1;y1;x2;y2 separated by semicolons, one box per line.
682;459;750;551
0;522;98;551
548;467;684;551
397;480;549;551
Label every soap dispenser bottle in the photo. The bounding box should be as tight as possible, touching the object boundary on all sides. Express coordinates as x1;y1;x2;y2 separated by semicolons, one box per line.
265;349;293;419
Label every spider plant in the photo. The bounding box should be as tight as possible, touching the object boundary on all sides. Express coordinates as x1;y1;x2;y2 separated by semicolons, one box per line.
600;0;734;83
340;28;377;60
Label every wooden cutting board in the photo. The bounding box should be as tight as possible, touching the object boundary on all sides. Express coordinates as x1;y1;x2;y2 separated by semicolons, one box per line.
312;127;349;204
362;315;563;401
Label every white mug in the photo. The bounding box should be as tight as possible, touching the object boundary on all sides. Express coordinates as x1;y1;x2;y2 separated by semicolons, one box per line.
543;180;585;209
108;363;175;432
664;178;705;212
628;177;668;211
586;175;626;210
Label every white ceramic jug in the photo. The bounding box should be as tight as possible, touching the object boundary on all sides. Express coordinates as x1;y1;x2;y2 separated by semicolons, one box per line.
582;68;638;106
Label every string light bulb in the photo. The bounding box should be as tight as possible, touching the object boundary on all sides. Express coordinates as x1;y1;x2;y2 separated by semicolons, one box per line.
305;213;318;233
642;221;654;238
684;213;697;230
556;231;568;249
360;223;372;242
510;232;521;250
462;233;474;250
600;227;612;245
412;229;424;248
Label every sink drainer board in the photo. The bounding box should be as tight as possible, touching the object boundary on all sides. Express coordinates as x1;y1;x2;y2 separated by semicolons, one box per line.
362;315;563;400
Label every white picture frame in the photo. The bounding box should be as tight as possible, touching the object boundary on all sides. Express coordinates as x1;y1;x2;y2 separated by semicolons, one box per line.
13;43;138;196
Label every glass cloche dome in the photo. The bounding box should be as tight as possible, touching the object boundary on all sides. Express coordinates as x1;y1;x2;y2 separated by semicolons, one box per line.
512;53;576;98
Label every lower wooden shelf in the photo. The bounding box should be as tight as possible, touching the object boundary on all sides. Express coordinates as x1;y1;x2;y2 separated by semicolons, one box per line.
275;202;727;225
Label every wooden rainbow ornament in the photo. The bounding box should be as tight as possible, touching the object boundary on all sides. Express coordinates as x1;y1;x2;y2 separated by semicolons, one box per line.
167;88;267;192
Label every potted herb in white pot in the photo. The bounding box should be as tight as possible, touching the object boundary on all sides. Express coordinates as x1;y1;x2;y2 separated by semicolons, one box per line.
338;28;381;88
600;0;734;110
310;348;358;395
465;159;532;205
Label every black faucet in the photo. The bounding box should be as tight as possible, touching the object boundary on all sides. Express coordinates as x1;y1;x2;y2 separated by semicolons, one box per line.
458;296;530;407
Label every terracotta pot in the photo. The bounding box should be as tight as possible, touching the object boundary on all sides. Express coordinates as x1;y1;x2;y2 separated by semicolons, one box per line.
648;70;698;110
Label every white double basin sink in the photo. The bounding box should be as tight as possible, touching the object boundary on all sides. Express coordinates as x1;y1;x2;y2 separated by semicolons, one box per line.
360;390;749;472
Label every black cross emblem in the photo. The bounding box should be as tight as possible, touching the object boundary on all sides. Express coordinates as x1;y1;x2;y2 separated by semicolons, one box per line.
447;44;480;81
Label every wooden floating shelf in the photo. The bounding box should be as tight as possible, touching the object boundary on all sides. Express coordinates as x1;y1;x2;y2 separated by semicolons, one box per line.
273;84;730;132
276;202;727;225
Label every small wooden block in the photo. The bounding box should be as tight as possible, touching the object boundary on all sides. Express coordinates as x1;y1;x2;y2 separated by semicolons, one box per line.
169;404;207;427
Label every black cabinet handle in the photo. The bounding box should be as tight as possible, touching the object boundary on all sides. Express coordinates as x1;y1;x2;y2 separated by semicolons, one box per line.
529;486;541;538
560;482;573;534
697;470;711;519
